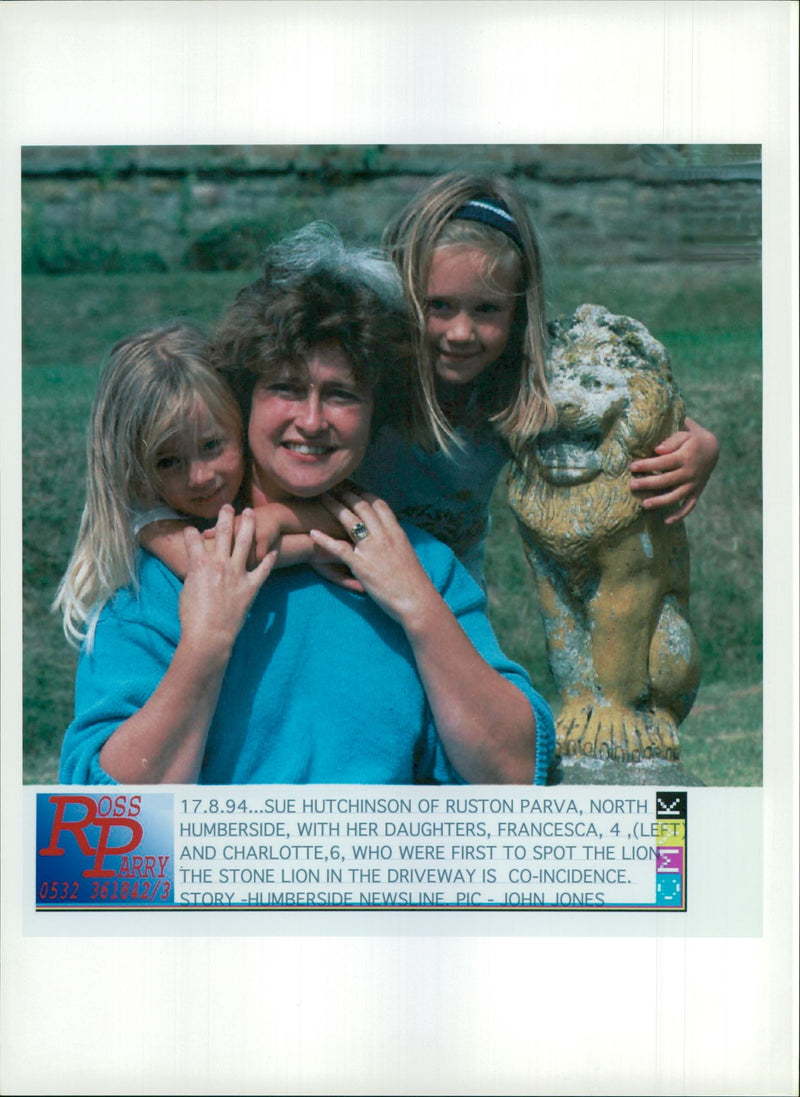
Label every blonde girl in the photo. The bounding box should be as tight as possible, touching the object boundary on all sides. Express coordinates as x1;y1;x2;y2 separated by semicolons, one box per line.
54;321;246;648
356;172;719;586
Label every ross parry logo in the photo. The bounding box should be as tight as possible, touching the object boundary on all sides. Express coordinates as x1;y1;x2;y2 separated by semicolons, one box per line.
39;793;145;878
36;792;175;906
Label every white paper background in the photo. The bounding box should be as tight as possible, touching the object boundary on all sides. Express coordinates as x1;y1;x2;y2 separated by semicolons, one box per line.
2;2;797;1094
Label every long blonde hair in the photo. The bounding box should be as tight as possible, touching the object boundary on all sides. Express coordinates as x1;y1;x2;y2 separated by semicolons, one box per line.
383;172;555;451
54;321;242;649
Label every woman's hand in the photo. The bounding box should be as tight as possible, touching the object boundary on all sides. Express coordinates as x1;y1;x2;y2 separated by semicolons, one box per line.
630;417;719;523
182;505;277;660
309;489;436;625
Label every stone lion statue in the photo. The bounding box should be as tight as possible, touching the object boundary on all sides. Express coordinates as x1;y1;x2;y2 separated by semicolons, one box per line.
508;304;701;762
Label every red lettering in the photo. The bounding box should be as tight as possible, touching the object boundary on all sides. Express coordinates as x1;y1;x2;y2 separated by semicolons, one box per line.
38;795;144;878
39;796;99;857
87;822;144;878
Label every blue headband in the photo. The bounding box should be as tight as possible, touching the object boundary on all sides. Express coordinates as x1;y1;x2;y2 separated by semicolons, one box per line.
451;197;524;249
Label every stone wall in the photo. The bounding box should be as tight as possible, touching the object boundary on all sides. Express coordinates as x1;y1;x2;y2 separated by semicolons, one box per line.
21;144;762;273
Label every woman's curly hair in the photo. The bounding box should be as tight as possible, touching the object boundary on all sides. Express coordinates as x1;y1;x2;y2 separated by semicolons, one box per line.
213;222;414;433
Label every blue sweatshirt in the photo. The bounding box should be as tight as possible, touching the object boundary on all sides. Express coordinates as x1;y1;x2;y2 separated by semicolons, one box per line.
60;524;554;786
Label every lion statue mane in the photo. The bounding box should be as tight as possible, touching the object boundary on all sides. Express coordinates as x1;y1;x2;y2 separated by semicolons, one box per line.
508;304;701;762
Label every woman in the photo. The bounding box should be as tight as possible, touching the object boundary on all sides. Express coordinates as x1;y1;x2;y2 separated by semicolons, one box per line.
60;226;554;786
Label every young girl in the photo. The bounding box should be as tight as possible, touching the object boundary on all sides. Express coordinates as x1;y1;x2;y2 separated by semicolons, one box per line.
355;172;720;587
54;322;247;648
54;321;326;649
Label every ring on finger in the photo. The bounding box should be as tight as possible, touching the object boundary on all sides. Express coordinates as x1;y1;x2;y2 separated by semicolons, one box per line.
351;521;369;543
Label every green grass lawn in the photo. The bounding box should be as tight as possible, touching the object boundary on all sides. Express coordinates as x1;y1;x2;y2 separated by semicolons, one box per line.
21;262;762;785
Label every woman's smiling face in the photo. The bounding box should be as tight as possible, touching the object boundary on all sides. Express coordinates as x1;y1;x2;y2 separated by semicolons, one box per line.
247;341;374;503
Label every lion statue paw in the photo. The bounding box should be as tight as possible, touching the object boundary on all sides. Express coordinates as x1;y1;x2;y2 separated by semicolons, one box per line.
557;699;680;762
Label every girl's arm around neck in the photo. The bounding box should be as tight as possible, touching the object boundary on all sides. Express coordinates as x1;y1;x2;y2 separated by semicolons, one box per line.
139;499;347;579
138;518;194;579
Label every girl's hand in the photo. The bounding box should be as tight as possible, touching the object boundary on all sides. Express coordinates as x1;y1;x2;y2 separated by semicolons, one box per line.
309;490;434;625
180;505;276;659
630;417;719;523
